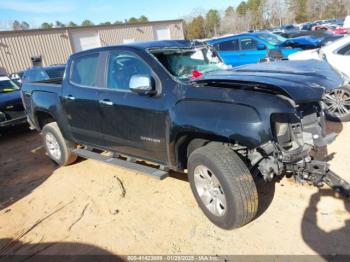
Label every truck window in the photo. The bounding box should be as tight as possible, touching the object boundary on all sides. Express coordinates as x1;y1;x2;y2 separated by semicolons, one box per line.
70;53;99;87
338;44;350;56
214;39;239;52
23;70;49;82
107;51;151;91
240;38;259;51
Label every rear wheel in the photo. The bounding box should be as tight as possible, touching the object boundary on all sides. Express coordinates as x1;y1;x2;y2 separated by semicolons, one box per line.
188;143;258;229
42;122;77;166
324;86;350;122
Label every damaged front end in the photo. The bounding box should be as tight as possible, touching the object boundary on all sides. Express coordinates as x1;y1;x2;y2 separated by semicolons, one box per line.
249;102;350;198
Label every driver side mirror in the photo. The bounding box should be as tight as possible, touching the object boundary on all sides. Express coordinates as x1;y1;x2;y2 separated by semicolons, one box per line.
129;74;156;95
257;44;267;50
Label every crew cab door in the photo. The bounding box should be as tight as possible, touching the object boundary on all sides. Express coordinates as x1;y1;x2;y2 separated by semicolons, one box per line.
98;50;168;163
61;52;105;146
213;39;242;66
238;37;268;65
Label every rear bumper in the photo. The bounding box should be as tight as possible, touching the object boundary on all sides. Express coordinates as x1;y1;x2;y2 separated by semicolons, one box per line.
0;116;27;128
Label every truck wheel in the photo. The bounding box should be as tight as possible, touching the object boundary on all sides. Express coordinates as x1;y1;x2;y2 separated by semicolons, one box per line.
188;143;258;229
42;122;77;166
324;86;350;122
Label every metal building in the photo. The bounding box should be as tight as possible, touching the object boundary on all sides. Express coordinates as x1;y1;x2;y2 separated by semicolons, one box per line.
0;19;184;74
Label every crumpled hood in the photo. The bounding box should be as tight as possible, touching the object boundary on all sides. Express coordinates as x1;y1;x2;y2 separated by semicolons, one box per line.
193;60;345;103
281;35;321;47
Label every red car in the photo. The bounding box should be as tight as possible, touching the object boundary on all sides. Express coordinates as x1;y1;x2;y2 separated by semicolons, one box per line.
312;25;348;35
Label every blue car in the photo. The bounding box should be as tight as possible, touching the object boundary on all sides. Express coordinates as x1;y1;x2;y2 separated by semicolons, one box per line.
208;32;302;67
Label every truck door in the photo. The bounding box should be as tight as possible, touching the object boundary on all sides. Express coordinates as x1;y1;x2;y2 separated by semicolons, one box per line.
238;37;268;64
98;50;168;163
61;52;105;146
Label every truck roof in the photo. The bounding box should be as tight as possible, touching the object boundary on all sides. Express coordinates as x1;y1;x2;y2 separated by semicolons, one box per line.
72;40;205;57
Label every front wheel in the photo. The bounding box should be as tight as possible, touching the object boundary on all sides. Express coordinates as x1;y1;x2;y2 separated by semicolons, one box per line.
324;86;350;122
188;143;258;230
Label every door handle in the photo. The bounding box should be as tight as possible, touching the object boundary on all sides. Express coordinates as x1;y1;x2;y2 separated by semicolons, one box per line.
64;95;75;101
99;99;113;106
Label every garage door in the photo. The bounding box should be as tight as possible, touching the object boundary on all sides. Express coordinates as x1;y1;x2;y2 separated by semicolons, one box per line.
71;31;101;52
154;26;171;40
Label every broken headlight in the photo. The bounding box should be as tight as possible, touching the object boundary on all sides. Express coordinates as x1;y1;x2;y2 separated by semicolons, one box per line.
272;113;303;151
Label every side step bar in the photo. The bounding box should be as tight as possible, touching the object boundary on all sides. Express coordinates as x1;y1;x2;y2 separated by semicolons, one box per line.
73;148;169;180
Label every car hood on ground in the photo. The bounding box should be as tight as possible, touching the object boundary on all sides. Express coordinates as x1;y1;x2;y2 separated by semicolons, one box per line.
0;90;22;109
193;60;345;103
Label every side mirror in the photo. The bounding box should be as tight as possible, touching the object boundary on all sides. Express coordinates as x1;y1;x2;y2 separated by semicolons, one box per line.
129;74;155;95
257;44;267;50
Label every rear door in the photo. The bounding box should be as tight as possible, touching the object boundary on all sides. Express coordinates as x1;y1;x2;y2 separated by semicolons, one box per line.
61;52;105;146
98;49;168;163
238;37;268;64
213;39;241;66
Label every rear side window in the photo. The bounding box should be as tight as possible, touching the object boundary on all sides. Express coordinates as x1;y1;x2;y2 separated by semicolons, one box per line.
338;44;350;56
214;39;239;51
240;38;259;50
23;70;49;82
45;67;65;79
70;53;99;86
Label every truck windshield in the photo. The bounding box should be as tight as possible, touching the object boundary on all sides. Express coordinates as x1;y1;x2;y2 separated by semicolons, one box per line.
152;47;230;81
0;79;19;93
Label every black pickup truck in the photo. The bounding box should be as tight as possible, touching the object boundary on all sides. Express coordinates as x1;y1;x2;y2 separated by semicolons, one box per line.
21;40;350;229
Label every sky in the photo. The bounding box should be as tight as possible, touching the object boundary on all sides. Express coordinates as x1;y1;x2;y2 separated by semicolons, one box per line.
0;0;240;29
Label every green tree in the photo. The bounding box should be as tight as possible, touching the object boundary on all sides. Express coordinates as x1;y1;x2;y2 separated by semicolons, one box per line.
205;9;220;37
236;1;248;15
113;20;124;24
41;22;53;29
12;20;22;30
81;20;94;26
185;15;206;39
100;21;112;25
294;0;308;23
55;21;65;28
128;17;138;23
225;6;235;17
67;21;77;27
138;15;149;22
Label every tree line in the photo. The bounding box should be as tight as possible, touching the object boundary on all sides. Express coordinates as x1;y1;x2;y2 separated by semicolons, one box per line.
184;0;350;39
10;16;149;31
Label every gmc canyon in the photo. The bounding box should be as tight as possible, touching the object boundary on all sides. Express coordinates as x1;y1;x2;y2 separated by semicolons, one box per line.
21;40;350;229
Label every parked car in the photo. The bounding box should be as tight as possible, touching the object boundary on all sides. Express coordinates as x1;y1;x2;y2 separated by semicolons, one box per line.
285;30;344;46
289;35;350;121
280;24;300;34
9;71;24;86
21;65;65;84
208;33;302;66
312;25;348;35
21;40;350;229
0;75;26;129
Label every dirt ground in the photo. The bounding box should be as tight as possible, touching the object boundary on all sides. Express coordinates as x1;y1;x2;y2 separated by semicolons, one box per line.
0;121;349;258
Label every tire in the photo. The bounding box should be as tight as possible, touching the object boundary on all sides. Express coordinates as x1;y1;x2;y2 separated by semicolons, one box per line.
324;86;350;122
42;122;77;166
188;142;258;230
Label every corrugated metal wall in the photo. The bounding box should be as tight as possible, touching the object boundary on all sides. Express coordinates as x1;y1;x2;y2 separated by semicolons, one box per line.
0;20;184;74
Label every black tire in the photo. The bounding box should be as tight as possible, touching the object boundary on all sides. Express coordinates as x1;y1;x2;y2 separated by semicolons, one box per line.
188;142;258;230
42;122;77;166
324;86;350;122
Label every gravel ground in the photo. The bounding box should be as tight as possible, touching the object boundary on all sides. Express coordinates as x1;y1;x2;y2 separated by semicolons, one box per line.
0;121;349;257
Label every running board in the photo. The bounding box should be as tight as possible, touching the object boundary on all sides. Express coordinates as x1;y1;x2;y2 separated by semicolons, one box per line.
73;148;169;180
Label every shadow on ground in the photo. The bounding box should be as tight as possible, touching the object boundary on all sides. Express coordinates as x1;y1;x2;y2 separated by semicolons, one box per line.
0;238;124;261
302;189;350;256
0;125;57;211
